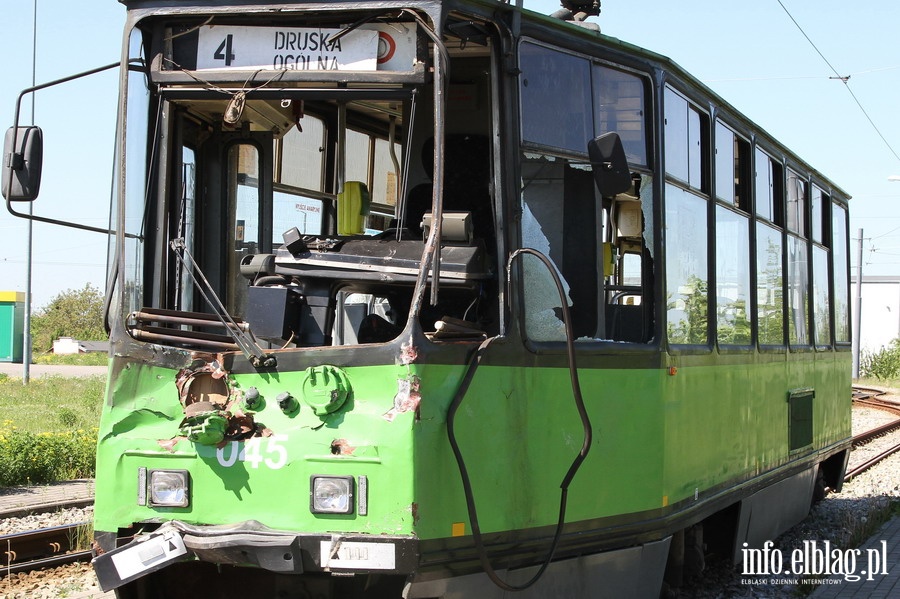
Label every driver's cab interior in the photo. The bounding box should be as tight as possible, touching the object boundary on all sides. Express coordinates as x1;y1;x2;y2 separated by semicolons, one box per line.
128;12;501;353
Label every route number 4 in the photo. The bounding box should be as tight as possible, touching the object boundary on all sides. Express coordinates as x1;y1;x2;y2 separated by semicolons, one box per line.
214;34;236;66
216;435;288;469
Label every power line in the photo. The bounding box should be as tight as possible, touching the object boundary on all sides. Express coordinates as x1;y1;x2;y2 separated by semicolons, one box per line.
705;64;900;83
871;226;900;241
776;0;900;164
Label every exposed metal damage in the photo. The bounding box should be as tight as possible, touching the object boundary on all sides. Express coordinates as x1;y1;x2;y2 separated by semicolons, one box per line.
160;355;271;450
385;341;421;422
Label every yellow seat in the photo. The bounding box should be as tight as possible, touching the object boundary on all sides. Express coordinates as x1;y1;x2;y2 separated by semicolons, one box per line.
337;181;370;235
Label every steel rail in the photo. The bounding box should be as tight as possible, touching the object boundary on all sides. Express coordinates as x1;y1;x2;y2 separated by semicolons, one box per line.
843;396;900;480
853;397;900;417
852;417;900;446
1;550;93;576
845;441;900;481
1;523;90;577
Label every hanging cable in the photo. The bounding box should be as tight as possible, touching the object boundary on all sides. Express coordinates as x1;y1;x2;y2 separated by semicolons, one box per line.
446;248;593;591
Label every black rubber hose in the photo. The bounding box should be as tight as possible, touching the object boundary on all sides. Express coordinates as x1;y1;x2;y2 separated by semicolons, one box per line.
446;248;593;591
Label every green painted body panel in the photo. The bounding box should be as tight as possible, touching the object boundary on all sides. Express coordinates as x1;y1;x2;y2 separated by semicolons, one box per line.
95;349;851;546
94;360;418;535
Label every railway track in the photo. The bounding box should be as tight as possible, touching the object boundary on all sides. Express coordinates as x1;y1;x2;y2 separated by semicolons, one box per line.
1;522;92;576
847;386;900;481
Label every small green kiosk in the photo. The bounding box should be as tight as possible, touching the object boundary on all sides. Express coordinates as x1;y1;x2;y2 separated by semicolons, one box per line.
0;291;25;363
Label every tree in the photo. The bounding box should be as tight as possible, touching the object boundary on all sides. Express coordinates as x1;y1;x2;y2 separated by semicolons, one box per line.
31;284;107;352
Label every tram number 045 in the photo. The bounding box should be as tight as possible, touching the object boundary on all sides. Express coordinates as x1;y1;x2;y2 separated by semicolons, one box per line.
216;435;288;469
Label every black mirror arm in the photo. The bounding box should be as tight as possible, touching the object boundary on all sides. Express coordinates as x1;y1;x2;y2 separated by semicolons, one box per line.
4;62;126;235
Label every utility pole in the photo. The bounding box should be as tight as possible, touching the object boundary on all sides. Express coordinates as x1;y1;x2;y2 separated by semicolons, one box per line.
23;0;37;384
852;228;863;379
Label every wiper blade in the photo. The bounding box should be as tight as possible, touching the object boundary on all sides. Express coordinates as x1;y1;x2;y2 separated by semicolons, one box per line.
170;238;276;368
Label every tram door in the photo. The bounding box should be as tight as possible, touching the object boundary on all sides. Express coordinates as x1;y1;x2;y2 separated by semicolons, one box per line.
193;130;274;319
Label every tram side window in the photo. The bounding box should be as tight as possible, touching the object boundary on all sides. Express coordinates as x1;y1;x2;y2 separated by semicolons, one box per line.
833;202;851;343
594;64;648;167
810;185;825;244
521;156;600;341
666;184;709;345
755;148;784;225
757;222;784;345
714;120;752;346
812;243;830;346
345;129;397;230
275;115;327;237
715;204;752;345
811;185;830;345
518;42;653;343
787;234;809;346
520;42;649;164
664;87;706;193
665;87;710;345
786;170;807;236
715;121;751;211
786;169;809;346
519;41;593;153
755;149;786;346
122;27;150;317
279;116;325;192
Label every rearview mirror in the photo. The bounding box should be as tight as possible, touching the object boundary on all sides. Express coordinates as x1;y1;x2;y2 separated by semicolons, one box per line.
2;126;43;201
587;132;631;198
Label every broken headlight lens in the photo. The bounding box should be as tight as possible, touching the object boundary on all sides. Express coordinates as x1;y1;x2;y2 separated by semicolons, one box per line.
310;475;354;514
149;469;190;507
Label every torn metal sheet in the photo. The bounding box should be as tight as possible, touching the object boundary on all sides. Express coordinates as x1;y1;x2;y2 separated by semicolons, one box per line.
399;342;418;366
384;375;421;422
166;355;270;447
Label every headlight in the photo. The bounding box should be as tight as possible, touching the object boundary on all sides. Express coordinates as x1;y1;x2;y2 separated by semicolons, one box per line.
310;475;354;514
148;469;190;507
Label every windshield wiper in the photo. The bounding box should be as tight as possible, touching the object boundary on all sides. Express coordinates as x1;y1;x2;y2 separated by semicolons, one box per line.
170;238;276;368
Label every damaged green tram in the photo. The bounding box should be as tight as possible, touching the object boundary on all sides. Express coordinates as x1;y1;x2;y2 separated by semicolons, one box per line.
3;0;853;597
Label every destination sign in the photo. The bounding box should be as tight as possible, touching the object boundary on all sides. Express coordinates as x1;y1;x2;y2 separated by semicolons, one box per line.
195;25;416;72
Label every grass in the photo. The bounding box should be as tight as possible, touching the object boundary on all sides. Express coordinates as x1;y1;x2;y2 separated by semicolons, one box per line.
856;376;900;391
0;375;105;486
33;352;109;366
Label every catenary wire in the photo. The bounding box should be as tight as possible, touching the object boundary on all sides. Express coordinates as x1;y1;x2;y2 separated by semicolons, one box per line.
776;0;900;164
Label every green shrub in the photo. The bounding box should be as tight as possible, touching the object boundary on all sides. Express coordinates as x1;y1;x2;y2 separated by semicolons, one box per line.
0;426;96;485
859;339;900;380
30;284;107;353
0;375;103;485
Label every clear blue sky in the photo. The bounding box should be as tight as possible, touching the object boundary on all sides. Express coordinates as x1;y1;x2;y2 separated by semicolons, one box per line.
2;0;899;309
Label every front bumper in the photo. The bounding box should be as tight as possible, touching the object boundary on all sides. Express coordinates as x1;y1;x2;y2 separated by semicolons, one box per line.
92;520;419;592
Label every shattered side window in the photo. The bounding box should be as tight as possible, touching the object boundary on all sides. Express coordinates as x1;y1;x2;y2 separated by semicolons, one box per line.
520;154;600;341
521;198;572;342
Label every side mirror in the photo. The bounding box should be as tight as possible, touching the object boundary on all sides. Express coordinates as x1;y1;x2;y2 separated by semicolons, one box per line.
587;132;631;198
2;126;43;201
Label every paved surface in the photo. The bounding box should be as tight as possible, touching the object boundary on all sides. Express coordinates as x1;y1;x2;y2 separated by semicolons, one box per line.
0;479;95;519
807;516;900;598
0;363;108;379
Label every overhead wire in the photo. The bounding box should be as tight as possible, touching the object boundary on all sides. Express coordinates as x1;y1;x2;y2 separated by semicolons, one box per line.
776;0;900;164
706;64;900;83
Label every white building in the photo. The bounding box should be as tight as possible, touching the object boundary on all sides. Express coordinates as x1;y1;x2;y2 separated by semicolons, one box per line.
851;275;900;354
